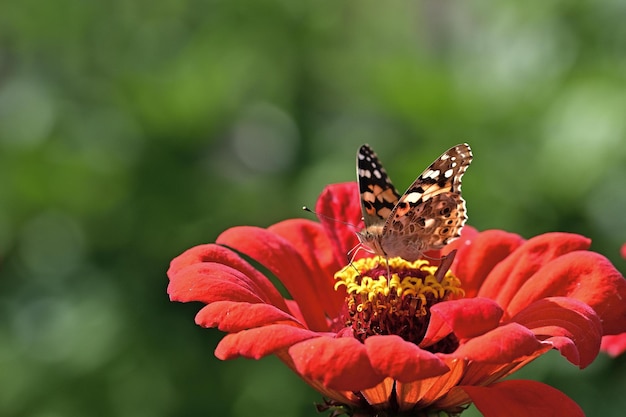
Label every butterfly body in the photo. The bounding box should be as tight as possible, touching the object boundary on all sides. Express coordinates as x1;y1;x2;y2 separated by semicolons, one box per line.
356;144;472;261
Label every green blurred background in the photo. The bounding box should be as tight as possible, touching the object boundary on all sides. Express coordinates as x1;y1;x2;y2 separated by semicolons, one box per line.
1;1;625;416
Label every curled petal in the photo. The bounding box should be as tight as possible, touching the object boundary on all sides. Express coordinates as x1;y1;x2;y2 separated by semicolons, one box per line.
479;232;591;307
168;262;268;305
217;226;329;331
454;229;525;298
452;323;547;364
167;244;288;309
195;301;303;332
289;336;385;391
364;335;449;382
511;297;601;368
215;325;322;360
547;336;581;366
426;298;503;342
508;251;626;334
463;380;584;417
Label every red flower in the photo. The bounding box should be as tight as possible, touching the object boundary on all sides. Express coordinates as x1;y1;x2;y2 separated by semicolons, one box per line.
601;334;626;357
599;243;626;357
168;183;626;417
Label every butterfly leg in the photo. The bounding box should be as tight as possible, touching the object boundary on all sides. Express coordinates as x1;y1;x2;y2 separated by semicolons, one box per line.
434;249;457;283
345;243;375;277
384;256;391;282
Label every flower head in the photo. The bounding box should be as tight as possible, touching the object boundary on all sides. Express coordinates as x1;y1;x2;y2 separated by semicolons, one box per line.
168;182;626;416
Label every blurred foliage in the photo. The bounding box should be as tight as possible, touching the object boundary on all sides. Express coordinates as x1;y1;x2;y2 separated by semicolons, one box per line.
0;1;625;416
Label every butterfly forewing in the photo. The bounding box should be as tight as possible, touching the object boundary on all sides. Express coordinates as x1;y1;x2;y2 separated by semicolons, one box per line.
357;144;401;228
356;143;473;261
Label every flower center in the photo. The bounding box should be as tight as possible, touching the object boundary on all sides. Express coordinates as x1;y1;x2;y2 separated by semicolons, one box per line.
334;257;464;351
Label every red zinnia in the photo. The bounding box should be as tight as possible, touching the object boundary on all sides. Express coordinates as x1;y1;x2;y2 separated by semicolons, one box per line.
167;183;626;417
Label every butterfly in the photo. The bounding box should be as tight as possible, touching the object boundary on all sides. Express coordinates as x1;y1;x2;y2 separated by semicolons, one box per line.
356;143;472;262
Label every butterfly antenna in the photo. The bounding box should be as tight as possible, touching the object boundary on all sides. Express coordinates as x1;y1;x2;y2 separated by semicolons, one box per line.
302;206;359;231
334;244;366;278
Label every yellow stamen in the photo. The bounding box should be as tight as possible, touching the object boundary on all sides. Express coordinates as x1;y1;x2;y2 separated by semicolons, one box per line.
335;257;464;304
334;256;465;346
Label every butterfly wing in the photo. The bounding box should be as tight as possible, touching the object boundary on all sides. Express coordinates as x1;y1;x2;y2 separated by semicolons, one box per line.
381;143;473;259
356;144;401;228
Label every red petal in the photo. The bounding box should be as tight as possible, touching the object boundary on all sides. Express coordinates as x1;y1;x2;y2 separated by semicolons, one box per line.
444;225;479;255
364;335;449;382
195;301;303;331
289;336;385;391
425;298;503;344
217;226;329;331
508;251;626;335
463;380;584;417
269;219;345;317
511;297;601;368
168;244;288;309
621;243;626;259
419;314;453;348
547;336;582;366
454;230;525;298
215;325;321;360
452;323;546;363
359;379;394;409
315;182;362;262
168;262;269;305
396;358;467;410
478;233;590;308
601;333;626;357
284;299;307;324
269;219;339;278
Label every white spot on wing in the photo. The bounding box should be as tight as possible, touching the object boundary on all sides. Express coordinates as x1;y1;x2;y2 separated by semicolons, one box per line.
404;192;422;203
423;169;440;179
